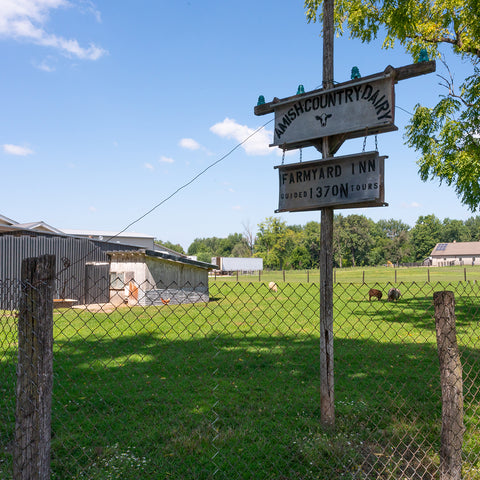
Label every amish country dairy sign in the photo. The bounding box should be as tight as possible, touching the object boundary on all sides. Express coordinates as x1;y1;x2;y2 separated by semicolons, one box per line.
255;63;436;151
271;75;395;149
275;151;386;212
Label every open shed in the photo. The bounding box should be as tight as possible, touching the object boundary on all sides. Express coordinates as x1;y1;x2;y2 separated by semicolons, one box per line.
108;249;217;306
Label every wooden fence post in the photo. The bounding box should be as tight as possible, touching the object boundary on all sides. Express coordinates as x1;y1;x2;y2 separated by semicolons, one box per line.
433;291;464;480
14;255;56;480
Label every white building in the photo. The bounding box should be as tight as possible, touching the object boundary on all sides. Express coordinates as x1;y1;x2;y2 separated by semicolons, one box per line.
428;242;480;266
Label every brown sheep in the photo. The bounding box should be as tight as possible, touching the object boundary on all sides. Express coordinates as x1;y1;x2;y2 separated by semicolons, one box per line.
387;288;401;302
368;288;383;301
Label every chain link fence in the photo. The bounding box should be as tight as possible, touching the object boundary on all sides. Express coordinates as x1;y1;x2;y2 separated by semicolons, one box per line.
1;263;480;479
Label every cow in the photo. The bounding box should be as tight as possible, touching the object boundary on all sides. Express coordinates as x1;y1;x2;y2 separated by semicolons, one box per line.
368;288;383;301
387;288;401;302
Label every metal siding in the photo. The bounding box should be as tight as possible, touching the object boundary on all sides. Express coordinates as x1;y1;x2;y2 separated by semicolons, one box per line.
0;232;137;309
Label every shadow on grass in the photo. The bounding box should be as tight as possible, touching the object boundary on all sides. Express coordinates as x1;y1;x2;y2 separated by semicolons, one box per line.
3;323;479;479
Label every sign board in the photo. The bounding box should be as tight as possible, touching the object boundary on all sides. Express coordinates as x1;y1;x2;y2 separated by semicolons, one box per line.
270;74;396;150
275;151;386;212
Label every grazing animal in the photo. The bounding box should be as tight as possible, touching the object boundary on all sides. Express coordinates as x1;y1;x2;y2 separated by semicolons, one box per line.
268;281;278;293
161;298;171;305
387;288;401;302
368;288;383;301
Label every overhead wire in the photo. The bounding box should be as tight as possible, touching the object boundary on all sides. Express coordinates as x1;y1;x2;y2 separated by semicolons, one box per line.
56;117;274;275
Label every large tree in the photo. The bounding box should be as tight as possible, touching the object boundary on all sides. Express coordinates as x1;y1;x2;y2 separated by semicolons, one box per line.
410;214;443;261
305;0;480;210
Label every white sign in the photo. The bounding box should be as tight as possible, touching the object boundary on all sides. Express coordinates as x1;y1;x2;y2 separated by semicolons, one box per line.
275;151;386;212
271;75;395;149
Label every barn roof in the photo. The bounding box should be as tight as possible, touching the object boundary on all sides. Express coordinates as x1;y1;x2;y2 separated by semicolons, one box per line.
107;249;218;271
430;242;480;256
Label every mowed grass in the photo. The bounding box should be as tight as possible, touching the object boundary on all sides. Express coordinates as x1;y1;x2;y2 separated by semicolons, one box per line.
1;280;480;479
212;264;480;285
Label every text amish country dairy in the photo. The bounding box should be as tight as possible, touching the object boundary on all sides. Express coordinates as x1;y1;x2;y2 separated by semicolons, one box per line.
272;77;395;147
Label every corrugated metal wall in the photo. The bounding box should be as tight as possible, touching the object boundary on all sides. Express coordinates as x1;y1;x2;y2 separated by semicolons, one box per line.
0;232;138;309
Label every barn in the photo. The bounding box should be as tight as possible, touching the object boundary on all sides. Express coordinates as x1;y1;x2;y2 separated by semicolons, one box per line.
427;241;480;267
108;250;217;306
0;214;217;308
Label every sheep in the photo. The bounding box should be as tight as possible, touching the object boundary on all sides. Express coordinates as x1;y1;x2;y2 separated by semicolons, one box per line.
387;288;401;302
368;288;383;301
268;281;278;293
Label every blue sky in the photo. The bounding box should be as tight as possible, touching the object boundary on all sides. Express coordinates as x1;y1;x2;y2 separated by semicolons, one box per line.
0;0;476;250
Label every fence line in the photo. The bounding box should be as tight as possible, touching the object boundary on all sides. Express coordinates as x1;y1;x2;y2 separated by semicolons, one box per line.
1;266;480;478
212;265;480;285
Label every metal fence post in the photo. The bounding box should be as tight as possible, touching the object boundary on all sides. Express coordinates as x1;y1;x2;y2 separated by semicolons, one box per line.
14;255;55;480
433;291;464;480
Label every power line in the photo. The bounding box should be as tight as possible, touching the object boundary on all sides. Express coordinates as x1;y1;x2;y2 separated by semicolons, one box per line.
103;118;274;243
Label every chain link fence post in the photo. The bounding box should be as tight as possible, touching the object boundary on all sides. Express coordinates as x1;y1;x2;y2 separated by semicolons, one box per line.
14;255;55;480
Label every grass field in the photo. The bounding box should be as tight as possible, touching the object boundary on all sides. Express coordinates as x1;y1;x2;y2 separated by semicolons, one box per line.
212;265;480;285
1;278;480;479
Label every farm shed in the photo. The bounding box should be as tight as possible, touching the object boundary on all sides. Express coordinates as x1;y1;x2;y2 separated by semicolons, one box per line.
212;257;263;273
0;228;138;310
108;250;217;306
428;241;480;266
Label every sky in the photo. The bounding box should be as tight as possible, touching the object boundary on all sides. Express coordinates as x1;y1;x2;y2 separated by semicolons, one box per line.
0;0;477;250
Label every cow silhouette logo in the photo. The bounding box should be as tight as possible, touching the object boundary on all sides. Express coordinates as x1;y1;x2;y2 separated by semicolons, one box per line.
315;113;332;127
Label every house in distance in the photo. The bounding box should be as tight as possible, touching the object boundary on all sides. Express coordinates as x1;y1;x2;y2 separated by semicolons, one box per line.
427;242;480;267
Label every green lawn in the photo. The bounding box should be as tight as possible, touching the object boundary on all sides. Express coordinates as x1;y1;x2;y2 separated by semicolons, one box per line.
212;265;480;285
1;279;480;479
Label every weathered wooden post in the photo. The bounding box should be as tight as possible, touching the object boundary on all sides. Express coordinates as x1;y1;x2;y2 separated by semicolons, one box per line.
319;0;335;429
14;255;55;480
254;0;434;434
433;291;464;480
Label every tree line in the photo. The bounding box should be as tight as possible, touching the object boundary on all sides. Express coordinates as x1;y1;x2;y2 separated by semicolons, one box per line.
158;214;480;270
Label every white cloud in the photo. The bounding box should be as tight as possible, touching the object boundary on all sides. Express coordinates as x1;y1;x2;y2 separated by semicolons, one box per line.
144;162;154;170
210;118;274;156
3;144;34;156
0;0;107;60
34;59;55;71
89;206;96;212
179;138;201;151
232;205;242;211
401;201;421;209
159;156;174;164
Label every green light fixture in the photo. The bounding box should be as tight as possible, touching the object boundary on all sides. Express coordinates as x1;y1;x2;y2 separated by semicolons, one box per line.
257;95;265;106
351;66;361;79
297;85;305;95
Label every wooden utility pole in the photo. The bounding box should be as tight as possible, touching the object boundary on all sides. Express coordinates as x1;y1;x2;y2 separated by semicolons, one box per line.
320;0;335;428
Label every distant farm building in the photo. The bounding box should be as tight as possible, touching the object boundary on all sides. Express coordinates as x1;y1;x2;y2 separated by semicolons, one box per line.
0;213;215;308
212;257;263;273
108;250;217;305
427;242;480;267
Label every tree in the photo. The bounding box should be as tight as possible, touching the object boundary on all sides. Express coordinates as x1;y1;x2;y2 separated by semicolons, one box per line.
376;219;413;265
465;216;480;240
155;240;185;254
441;218;471;243
410;214;443;261
336;215;375;267
305;0;480;211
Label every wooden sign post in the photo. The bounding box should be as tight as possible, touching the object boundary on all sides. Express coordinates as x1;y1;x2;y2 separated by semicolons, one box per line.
320;0;335;429
253;1;435;430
